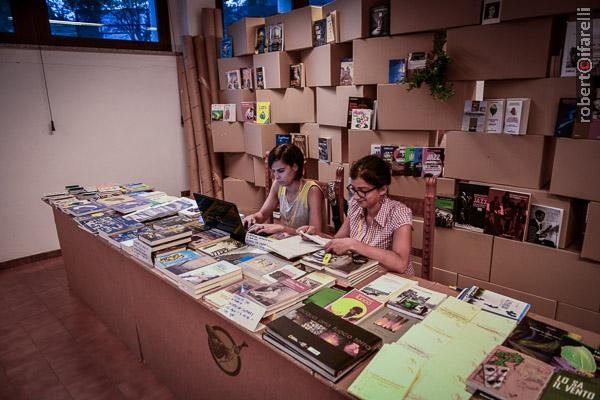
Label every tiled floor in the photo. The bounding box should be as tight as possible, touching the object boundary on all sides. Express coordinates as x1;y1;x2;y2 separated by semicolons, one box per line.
0;257;176;400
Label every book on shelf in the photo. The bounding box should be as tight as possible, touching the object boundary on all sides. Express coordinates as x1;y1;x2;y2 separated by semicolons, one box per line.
455;182;490;232
458;285;530;321
485;98;506;133
540;370;600;400
255;66;266;89
289;63;305;88
387;286;448;320
350;109;373;130
422;147;444;177
138;225;192;246
223;104;236;122
554;98;577;138
268;23;283;52
357;307;419;344
503;98;531;135
255;25;267;54
240;101;256;122
325;11;337;43
325;288;383;324
359;273;416;303
263;302;383;382
347;97;373;128
291;133;308;156
226;70;241;90
240;67;253;90
312;18;326;47
466;345;554;400
462;100;488;132
369;4;389;37
339;58;353;86
526;204;563;249
239;253;292;281
220;37;232;58
370;144;381;156
481;0;502;25
388;59;406;84
275;133;291;145
435;195;456;228
560;19;600;77
243;277;311;311
256;101;270;124
211;104;224;121
194;237;244;257
483;188;530;241
318;137;333;162
407;51;427;73
407;146;423;177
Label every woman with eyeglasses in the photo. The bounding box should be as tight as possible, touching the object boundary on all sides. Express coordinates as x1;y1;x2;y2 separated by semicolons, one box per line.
298;155;413;275
243;143;324;236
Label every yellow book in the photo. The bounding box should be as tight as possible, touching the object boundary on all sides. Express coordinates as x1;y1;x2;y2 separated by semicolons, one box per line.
256;101;270;124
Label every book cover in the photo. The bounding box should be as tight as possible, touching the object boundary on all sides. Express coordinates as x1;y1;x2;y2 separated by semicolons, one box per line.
243;277;310;309
485;98;506;133
80;215;144;235
196;237;244;257
481;0;502;25
350;109;372;130
261;264;306;284
526;204;563;249
407;51;427;72
313;18;326;47
289;63;304;88
422;147;444;177
347;97;374;128
226;70;241;90
220;37;233;58
152;215;193;230
504;316;567;364
163;254;216;276
387;286;448;320
370;144;381;156
410;147;423;177
255;25;267;54
559;20;600;77
204;280;258;308
435;195;456;228
211;104;224;121
554;98;577;138
388;59;406;84
554;336;600;378
325;289;383;324
357;308;419;344
325;11;337;43
484;188;531;241
339;58;353;86
304;287;347;308
456;183;490;232
276;134;292;145
458;285;530;321
540;370;600;399
239;253;291;279
240;67;253;90
379;144;396;169
296;271;336;291
359;273;415;303
222;103;236;122
178;261;240;289
318;137;332;162
369;5;389;37
256;101;270;124
138;225;192;246
291;134;308;156
154;249;199;268
504;98;531;135
462;100;488;132
189;228;230;248
240;101;256;122
255;66;266;89
268;22;283;52
65;202;108;217
466;345;554;400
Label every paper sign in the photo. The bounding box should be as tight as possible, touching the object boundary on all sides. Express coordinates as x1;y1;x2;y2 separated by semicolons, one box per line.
219;294;267;332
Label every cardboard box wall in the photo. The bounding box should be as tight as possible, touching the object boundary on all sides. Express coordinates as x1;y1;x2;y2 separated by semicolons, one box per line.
211;121;245;152
555;302;600;335
581;202;600;262
347;130;433;162
432;267;458;287
550;138;600;202
390;177;456;200
300;124;347;162
316;85;376;127
352;33;435;85
264;6;322;51
217;56;253;90
483;78;576;136
444;132;552;189
390;0;481;34
256;88;316;123
376;82;476;130
224;153;255;183
447;18;552;80
244;122;297;158
322;0;382;43
490;237;600;312
223;177;265;210
253;51;298;89
301;43;352;87
502;0;600;21
253;156;266;188
433;227;493;281
457;275;557;319
229;17;265;56
219;89;256;122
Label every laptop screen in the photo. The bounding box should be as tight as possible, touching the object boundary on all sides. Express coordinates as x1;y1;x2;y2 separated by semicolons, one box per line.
193;193;247;243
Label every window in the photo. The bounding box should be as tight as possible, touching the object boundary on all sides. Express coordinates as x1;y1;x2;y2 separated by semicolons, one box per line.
309;0;331;5
221;0;290;38
0;0;170;51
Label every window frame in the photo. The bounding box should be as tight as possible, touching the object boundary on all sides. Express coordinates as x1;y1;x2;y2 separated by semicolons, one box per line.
0;0;171;52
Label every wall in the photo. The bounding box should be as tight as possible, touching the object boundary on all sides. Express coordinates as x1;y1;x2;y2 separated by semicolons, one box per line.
0;48;188;262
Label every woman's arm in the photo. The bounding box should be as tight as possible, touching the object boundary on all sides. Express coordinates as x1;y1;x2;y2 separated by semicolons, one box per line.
243;181;279;226
307;186;324;235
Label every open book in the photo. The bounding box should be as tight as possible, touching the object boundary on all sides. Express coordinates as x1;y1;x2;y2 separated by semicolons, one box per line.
267;234;326;259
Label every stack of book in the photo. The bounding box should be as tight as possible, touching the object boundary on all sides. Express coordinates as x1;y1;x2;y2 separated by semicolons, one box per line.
238;253;294;281
241;277;312;318
131;225;193;265
263;303;383;382
386;286;448;320
301;250;379;287
78;213;145;236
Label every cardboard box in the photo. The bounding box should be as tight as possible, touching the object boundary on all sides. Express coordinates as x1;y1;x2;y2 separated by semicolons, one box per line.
211;122;245;152
223;177;265;210
316;86;376;127
322;0;381;43
228;17;265;56
219;89;256;122
456;275;557;319
256;88;315;123
484;78;576;136
432;267;458;287
433;227;493;281
389;177;456;200
444;132;551;189
347;130;433;162
581;202;600;262
466;180;575;249
224;153;255;183
550;139;600;202
555;302;600;335
217;56;253;90
318;161;349;199
502;0;600;21
253;51;298;89
353;33;435;85
243;122;296;158
490;237;600;312
265;6;323;51
412;218;423;250
301;43;352;87
376;82;476;130
300;124;347;162
305;158;319;180
447;18;552;80
252;156;267;188
390;0;481;34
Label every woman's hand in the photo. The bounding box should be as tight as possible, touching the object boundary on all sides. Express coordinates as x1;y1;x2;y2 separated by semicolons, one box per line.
248;223;283;235
324;238;358;255
296;225;317;235
242;214;257;228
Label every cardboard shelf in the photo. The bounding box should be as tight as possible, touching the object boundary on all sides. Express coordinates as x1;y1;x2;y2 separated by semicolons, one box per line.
301;43;352;87
348;129;433;162
581;202;600;263
550;138;600;202
389;176;456;199
211;121;245;153
229;17;265;56
555;302;600;335
243;122;297;158
252;51;299;89
256;88;316;123
223;177;265;214
390;0;481;35
316;85;376;127
300;123;347;163
224;153;255;183
217;56;253;90
322;0;381;43
433;227;493;281
265;6;323;51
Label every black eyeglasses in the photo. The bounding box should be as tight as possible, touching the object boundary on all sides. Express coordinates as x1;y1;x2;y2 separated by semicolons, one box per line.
347;184;378;199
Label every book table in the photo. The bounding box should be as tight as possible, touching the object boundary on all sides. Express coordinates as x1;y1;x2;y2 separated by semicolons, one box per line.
50;208;600;400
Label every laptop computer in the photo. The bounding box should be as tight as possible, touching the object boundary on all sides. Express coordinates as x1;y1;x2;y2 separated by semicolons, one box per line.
193;193;247;243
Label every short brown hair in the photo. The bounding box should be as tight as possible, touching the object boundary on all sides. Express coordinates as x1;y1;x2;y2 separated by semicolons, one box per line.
268;144;304;180
350;155;391;187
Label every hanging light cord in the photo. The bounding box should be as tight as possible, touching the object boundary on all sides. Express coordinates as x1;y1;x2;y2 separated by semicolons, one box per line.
38;46;56;134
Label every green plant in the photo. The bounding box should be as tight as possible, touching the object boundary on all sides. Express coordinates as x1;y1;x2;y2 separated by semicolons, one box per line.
404;34;455;101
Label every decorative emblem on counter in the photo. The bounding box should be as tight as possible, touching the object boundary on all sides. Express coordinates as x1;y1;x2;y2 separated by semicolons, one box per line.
206;325;247;376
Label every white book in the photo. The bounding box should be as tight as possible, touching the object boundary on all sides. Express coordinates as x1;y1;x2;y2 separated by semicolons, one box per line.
267;235;323;259
484;98;505;133
359;274;417;303
223;104;236;122
261;264;307;284
503;98;530;135
481;0;502;25
350;108;373;130
461;100;487;132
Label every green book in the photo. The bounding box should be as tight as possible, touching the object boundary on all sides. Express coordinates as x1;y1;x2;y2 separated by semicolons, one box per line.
303;287;346;308
541;370;600;399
